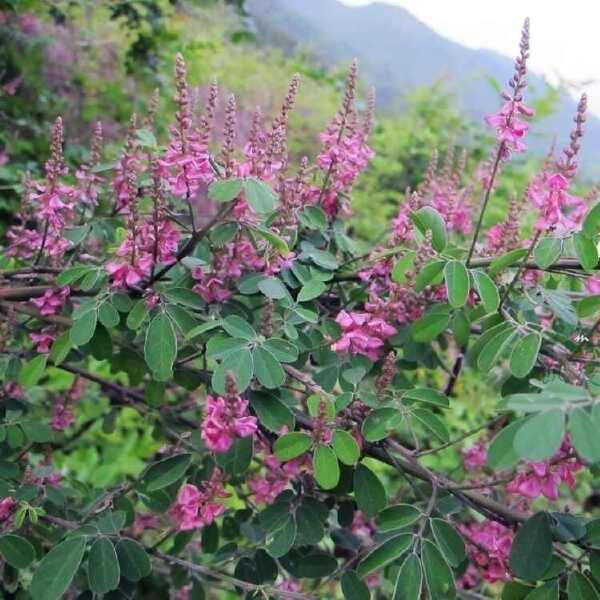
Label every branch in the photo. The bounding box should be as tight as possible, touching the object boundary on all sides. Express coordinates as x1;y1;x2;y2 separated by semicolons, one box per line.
153;551;314;600
286;367;528;526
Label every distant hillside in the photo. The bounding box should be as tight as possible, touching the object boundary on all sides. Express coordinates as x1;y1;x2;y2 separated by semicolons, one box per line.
246;0;599;178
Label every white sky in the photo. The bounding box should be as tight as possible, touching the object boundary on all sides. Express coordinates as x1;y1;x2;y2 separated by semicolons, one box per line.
340;0;600;116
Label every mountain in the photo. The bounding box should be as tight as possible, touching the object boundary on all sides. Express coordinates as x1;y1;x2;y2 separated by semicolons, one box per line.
246;0;599;178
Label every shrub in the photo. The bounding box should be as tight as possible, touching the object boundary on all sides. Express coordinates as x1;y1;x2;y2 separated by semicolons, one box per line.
1;18;600;599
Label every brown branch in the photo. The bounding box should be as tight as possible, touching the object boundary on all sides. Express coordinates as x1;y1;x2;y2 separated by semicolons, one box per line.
153;551;314;600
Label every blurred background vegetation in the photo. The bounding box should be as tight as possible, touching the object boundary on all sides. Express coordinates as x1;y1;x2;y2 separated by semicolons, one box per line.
1;0;558;240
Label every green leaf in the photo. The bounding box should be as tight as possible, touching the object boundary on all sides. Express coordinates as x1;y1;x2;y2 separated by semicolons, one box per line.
49;332;72;366
332;430;360;465
583;202;600;238
377;504;421;532
525;581;559;599
313;444;340;490
411;206;447;252
265;514;296;558
208;178;243;203
487;419;525;470
127;299;149;330
70;309;98;346
431;518;466;567
411;310;450;342
577;295;600;319
514;410;565;461
257;276;288;299
568;572;600;599
116;538;152;581
422;540;455;600
144;454;191;492
299;206;328;231
163;287;204;309
472;269;500;313
414;260;446;292
295;504;325;546
88;537;120;594
477;325;519;372
298;279;326;302
569;407;600;463
18;355;47;387
31;536;86;600
206;335;248;360
354;463;387;517
98;301;120;328
362;407;401;442
357;533;412;577
489;248;528;276
574;231;599;272
253;346;285;389
211;347;253;394
136;127;157;148
510;333;542;379
223;315;257;340
243;178;279;213
509;512;553;581
393;554;423;600
444;260;469;308
0;534;35;568
411;408;449;443
186;319;223;339
144;312;177;381
534;237;562;269
262;338;299;363
216;436;253;475
402;387;449;408
391;251;417;284
57;265;95;286
296;552;338;578
249;391;295;432
251;225;290;255
273;432;312;461
341;571;370;600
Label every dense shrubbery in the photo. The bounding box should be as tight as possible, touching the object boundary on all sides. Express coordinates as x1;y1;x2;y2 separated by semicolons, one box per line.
3;11;600;600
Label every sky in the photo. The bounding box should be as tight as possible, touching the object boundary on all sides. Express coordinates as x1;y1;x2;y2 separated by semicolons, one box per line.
340;0;600;116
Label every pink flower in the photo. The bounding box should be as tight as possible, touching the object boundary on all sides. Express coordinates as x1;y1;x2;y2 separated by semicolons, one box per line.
105;261;145;289
201;394;257;454
586;276;600;295
131;512;160;537
30;329;56;354
0;497;16;522
169;471;228;532
507;436;583;501
460;520;513;585
529;171;587;233
331;311;396;361
31;287;69;316
248;438;312;504
485;102;531;155
192;238;264;303
50;402;75;431
462;441;488;471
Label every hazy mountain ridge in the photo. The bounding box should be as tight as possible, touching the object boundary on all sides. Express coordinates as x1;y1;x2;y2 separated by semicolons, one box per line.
246;0;599;178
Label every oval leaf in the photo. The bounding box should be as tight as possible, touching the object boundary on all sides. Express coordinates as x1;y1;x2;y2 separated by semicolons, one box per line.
31;536;86;600
444;261;469;308
313;444;340;490
510;332;542;379
88;537;120;594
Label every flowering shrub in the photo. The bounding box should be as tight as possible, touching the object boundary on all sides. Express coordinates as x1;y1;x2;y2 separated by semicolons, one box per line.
2;19;600;599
